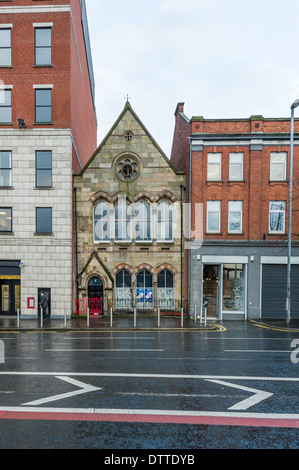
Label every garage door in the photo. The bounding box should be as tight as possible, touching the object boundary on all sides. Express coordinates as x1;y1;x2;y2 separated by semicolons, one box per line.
262;264;299;319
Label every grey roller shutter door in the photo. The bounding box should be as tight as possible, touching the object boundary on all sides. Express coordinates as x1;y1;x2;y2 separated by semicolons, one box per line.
262;264;299;319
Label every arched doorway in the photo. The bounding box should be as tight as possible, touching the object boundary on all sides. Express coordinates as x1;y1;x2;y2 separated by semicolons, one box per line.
88;277;103;315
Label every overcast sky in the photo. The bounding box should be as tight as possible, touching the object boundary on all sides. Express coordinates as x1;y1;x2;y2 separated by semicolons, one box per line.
86;0;299;157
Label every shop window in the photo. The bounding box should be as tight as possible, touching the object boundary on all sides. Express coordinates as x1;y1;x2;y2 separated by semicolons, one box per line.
136;270;153;307
222;264;245;312
157;270;174;308
115;269;132;308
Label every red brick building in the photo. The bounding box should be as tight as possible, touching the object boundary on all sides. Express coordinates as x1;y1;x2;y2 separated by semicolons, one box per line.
0;0;97;318
171;102;299;321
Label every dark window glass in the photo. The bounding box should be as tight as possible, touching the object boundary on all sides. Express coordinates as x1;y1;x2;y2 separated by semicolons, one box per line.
36;207;52;233
35;28;51;66
35;89;52;123
36;151;52;187
0;151;12;187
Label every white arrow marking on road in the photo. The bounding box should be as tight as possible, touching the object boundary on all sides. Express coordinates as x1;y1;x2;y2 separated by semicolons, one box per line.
205;379;273;411
22;376;101;407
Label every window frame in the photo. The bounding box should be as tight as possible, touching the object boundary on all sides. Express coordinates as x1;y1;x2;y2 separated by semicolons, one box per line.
35;27;52;67
36;207;52;234
206;200;221;233
270;152;287;181
35;150;52;188
207;153;222;181
0;150;12;187
228;201;243;233
229;153;244;181
269;201;286;234
114;198;131;242
0;207;12;233
135;198;152;242
0;28;11;67
35;88;52;123
93;199;111;243
0;88;12;124
157;198;173;242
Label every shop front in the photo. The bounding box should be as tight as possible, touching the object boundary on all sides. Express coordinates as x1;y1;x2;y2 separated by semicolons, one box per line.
0;261;21;316
201;257;247;320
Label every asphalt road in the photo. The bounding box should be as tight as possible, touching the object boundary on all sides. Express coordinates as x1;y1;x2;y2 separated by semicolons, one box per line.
0;320;299;451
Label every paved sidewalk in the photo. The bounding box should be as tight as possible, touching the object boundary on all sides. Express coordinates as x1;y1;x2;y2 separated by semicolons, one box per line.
0;314;218;331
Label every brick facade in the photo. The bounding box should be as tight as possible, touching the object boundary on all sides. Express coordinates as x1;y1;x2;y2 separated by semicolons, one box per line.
0;0;96;318
171;103;299;320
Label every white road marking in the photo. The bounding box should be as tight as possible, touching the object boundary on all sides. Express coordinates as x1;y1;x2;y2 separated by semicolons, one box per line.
46;349;164;352
206;379;273;410
22;376;101;406
0;371;299;382
225;350;292;353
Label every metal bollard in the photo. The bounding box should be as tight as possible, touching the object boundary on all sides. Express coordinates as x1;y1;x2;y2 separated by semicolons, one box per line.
17;308;20;328
64;310;67;328
204;306;207;327
87;308;89;328
110;307;113;328
194;305;197;323
41;310;43;329
181;307;184;328
134;307;136;328
158;307;160;328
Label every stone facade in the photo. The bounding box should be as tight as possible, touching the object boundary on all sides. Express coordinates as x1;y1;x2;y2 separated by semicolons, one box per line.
0;129;73;318
74;103;185;314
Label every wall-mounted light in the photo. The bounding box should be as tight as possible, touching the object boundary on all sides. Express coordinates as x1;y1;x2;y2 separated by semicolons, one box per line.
18;118;26;128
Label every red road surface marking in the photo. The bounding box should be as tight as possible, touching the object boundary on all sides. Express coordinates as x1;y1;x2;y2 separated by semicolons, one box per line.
0;408;299;428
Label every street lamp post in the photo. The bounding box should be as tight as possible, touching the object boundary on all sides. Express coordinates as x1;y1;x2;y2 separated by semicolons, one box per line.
286;99;299;325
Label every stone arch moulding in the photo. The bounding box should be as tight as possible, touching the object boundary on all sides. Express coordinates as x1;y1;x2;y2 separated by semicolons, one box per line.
156;190;178;203
156;263;179;275
132;191;156;204
135;263;156;276
111;263;135;276
89;191;113;205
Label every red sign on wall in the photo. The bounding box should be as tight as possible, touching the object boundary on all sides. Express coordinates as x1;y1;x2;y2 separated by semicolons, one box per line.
27;298;35;309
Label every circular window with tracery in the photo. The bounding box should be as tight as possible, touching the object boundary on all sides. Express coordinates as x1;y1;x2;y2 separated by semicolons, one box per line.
124;131;133;142
116;156;140;182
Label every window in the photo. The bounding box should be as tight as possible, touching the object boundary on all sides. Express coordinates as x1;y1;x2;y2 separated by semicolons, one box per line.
0;89;11;123
270;153;287;181
115;198;131;242
115;269;132;308
269;201;285;233
94;199;110;242
157;199;173;242
157;270;174;308
36;151;52;187
35;88;52;123
207;201;221;233
222;264;245;313
0;29;11;66
135;198;151;242
136;270;153;307
0;208;12;232
36;207;52;234
0;151;12;187
207;153;222;181
228;201;243;233
229;153;244;181
35;28;51;66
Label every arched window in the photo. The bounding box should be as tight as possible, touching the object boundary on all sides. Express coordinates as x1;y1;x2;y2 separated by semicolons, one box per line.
136;270;153;307
135;198;151;242
115;197;131;242
157;199;173;242
94;199;110;242
115;269;132;308
157;270;174;308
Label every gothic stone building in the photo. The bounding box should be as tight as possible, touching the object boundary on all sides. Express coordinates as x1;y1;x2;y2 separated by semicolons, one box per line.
73;102;185;315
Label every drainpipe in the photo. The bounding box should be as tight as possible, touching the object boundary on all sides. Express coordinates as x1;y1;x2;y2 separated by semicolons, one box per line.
74;187;79;303
187;137;192;313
